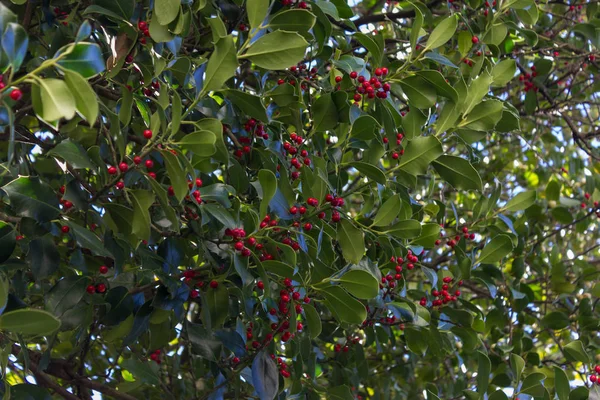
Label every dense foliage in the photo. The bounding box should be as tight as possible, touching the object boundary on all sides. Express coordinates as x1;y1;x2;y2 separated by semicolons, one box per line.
0;0;599;398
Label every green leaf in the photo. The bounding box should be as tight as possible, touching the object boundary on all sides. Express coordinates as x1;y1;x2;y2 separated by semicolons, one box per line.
461;100;504;131
28;236;59;279
63;70;99;123
492;59;517;87
119;87;133;126
346;162;386;185
321;286;366;324
121;358;160;386
563;340;589;363
545;179;561;202
483;23;508;46
203;35;237;93
262;260;295;278
303;303;321;339
47;139;95;169
240;31;308;70
2;22;28;72
355;33;383;66
351;115;380;140
554;366;570;400
505;190;536;212
130;190;155;241
149;15;175;42
402;109;426;140
32;78;76;122
410;223;441;247
521;373;546;397
478;234;514;264
397;136;443;175
333;270;378;299
0;274;8;314
161;150;187;203
458;31;473;56
268;9;316;32
2;176;60;222
435;102;458;135
177;131;217;157
252;350;279;400
410;4;423;51
0;309;60;336
258;169;277;220
462;71;493;115
510;353;525;383
205;285;229;328
400;76;436;109
477;351;491;396
56;43;105;78
488;390;508;400
337;219;365;264
202;203;237;229
387;220;422;239
222;90;268;123
247;0;270;30
313;93;339;131
415;70;458;102
46;276;89;317
425;15;457;49
154;0;180;25
327;385;353;400
432;155;482;191
65;221;112;257
372;195;401;227
542;311;570;330
404;326;428;355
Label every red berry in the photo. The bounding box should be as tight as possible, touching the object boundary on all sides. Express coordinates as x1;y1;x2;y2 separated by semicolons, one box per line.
234;241;244;251
61;225;70;234
145;160;154;169
138;21;148;30
96;283;106;293
350;71;358;79
257;281;265;290
9;89;22;101
118;162;128;172
210;280;219;289
190;289;200;299
86;285;96;294
108;166;117;175
303;223;312;231
143;129;153;139
133;156;142;165
591;375;598;383
472;36;479;44
232;357;240;364
335;76;342;83
99;265;108;274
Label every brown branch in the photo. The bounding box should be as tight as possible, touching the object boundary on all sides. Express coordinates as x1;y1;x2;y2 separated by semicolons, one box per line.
29;363;80;400
22;0;34;30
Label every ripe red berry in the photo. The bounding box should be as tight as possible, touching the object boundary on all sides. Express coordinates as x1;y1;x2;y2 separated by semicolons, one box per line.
282;331;292;342
133;156;142;165
108;166;117;175
9;89;22;101
138;21;148;30
143;129;153;139
234;241;244;251
304;223;312;231
232;357;240;364
307;197;318;207
209;280;219;289
472;36;479;44
350;71;358;79
61;225;70;234
86;285;96;294
257;281;265;290
118;162;128;172
99;265;108;274
190;289;200;299
595;365;600;374
96;283;106;293
335;76;342;83
145;160;154;169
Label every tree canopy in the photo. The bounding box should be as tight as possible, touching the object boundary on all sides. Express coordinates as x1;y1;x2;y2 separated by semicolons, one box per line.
0;0;599;399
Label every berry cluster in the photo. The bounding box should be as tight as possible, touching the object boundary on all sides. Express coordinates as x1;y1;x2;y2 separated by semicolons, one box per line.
86;282;107;294
435;225;476;248
57;185;74;210
280;0;308;8
149;349;162;364
347;68;391;105
518;66;539;93
420;276;463;308
137;21;150;44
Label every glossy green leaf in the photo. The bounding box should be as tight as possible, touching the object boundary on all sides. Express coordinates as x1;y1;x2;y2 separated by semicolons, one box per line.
505;190;537;212
56;43;105;78
47;139;95;169
397;136;443;175
303;303;321;339
333;270;378;299
2;176;60;222
268;9;316;32
425;15;457;49
247;0;270;30
258;169;277;220
240;31;308;70
203;36;237;93
346;162;386;185
372;195;401;227
154;0;180;25
32;78;76;122
130;190;155;241
0;309;60;336
321;286;366;324
63;70;99;123
222;90;268;122
161;150;188;203
177;131;217;157
337;219;365;264
477;234;514;264
432;155;482;191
